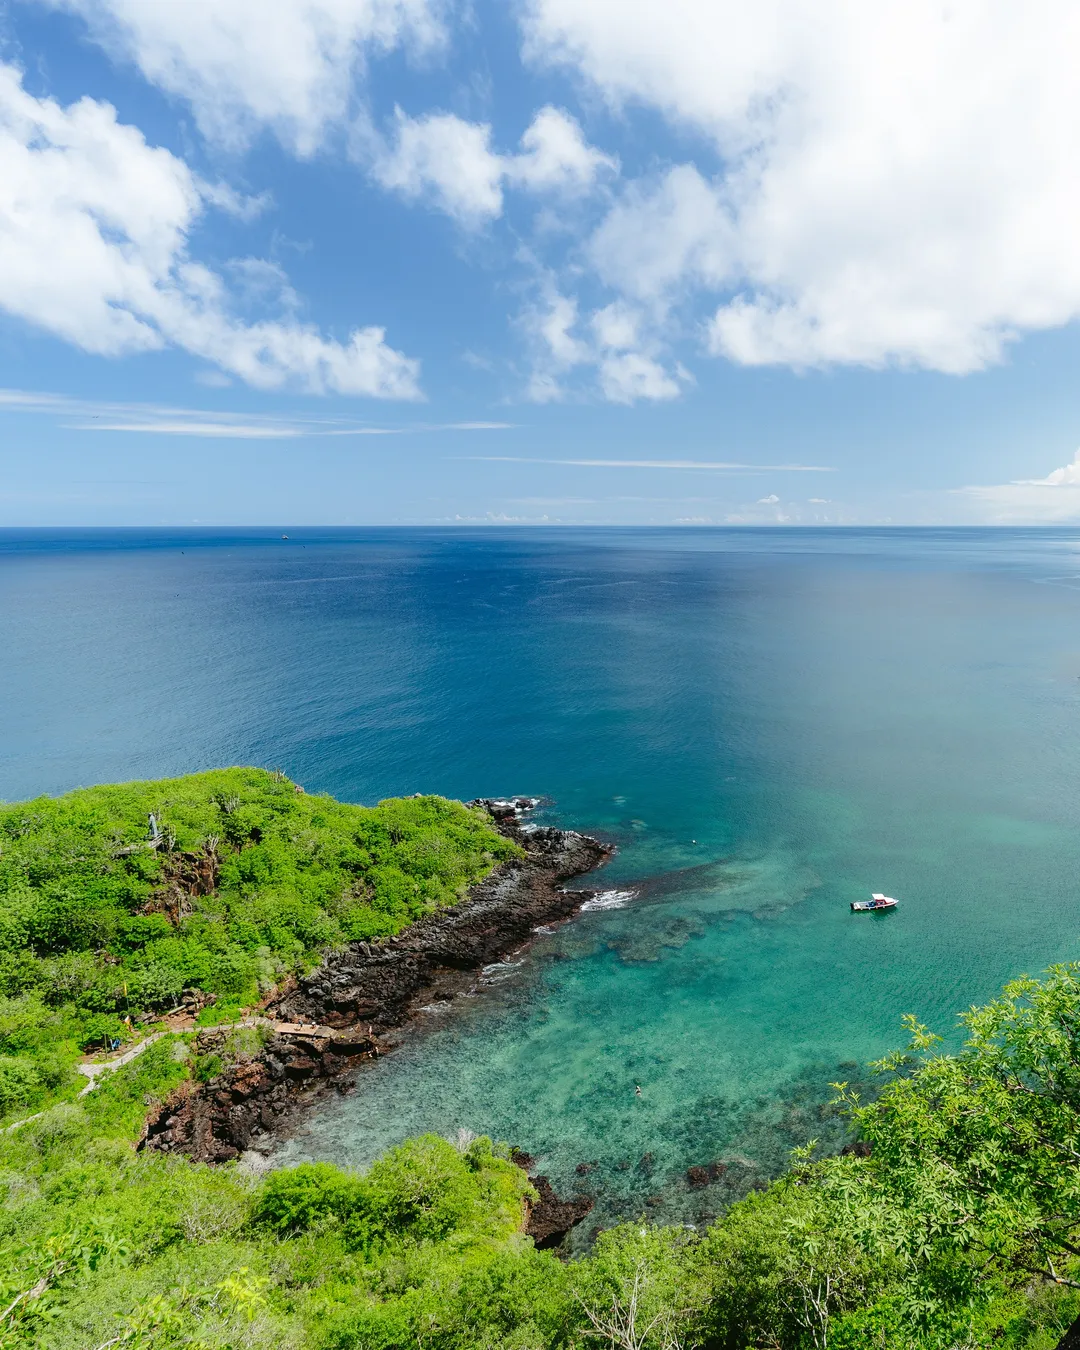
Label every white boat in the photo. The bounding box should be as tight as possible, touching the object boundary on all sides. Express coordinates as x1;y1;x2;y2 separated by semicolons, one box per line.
851;892;898;912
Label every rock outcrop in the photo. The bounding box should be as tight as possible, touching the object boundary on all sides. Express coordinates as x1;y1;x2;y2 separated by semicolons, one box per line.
143;800;611;1163
524;1175;595;1250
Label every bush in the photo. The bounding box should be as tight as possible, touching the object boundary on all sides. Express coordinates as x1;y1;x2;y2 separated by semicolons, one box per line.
114;913;173;950
0;950;44;997
253;1137;527;1257
0;992;55;1052
359;1134;483;1246
0;1055;42;1115
254;1162;367;1236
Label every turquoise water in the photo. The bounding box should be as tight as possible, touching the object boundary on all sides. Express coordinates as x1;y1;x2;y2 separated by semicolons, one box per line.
4;527;1080;1230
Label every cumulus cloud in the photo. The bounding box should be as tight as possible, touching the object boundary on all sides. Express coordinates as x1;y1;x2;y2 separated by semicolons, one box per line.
588;165;730;304
955;450;1080;524
371;111;504;223
524;0;1080;373
520;286;685;403
1016;455;1080;488
0;64;420;396
371;105;613;224
507;105;616;192
42;0;444;154
597;353;682;403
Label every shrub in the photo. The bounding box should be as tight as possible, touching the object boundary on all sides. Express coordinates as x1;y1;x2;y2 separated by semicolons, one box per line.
0;992;55;1052
254;1162;366;1236
358;1134;484;1246
0;1055;42;1115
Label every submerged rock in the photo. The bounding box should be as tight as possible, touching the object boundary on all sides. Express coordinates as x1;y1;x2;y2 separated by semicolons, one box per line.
686;1161;728;1188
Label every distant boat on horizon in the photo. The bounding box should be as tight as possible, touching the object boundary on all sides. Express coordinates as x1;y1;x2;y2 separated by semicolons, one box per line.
851;892;898;912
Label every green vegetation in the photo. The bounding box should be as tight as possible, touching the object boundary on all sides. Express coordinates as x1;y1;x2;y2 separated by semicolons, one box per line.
2;970;1080;1346
4;771;1080;1347
0;770;520;1123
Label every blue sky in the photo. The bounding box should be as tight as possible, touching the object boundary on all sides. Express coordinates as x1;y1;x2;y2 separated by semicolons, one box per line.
3;0;1080;526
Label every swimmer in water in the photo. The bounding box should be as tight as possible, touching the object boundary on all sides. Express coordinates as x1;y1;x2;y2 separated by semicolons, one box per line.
635;1085;642;1097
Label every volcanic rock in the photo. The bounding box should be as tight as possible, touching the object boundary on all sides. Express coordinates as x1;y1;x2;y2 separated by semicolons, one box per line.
142;803;610;1164
524;1175;595;1251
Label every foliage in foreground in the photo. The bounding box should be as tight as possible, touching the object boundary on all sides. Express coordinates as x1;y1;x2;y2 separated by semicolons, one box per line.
7;965;1080;1347
0;770;519;1121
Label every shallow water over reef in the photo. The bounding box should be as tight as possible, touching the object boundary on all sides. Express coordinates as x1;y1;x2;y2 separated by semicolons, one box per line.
5;526;1080;1229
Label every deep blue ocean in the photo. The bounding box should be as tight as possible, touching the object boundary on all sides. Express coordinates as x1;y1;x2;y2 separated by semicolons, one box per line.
5;526;1080;1233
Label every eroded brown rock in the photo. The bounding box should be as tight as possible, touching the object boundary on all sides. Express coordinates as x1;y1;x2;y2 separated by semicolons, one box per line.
523;1175;595;1251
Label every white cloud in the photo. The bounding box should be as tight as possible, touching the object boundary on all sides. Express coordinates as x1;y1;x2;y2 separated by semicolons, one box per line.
955;450;1080;523
506;106;616;192
0;388;514;435
43;0;444;154
85;421;310;439
462;456;835;471
521;284;686;403
524;0;1080;373
373;110;504;223
588;165;731;304
598;352;682;403
532;292;590;366
590;302;639;351
1015;455;1080;488
519;288;588;400
372;106;613;225
0;65;420;396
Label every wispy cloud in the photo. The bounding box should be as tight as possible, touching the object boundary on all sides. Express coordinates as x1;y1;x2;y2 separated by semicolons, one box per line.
953;449;1080;524
462;456;835;472
0;390;514;439
74;421;400;438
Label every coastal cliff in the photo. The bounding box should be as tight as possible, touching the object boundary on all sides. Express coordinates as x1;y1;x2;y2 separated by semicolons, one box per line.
142;800;611;1170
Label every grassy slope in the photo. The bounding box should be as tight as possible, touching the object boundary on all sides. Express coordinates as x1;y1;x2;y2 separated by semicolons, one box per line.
0;769;520;1124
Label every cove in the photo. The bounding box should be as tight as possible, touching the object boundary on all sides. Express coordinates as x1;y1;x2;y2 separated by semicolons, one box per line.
5;526;1080;1231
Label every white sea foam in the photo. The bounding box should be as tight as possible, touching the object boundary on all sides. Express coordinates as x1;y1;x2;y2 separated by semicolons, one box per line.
481;960;523;982
420;1001;451;1014
532;924;556;935
580;889;636;912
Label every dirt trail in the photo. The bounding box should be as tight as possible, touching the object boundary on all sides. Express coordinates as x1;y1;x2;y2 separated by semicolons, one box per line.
0;1016;338;1135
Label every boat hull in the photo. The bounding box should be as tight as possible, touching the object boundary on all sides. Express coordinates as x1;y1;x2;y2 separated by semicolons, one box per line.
851;898;898;912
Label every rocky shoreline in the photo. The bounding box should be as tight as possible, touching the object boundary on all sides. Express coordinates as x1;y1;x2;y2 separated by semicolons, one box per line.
141;799;611;1245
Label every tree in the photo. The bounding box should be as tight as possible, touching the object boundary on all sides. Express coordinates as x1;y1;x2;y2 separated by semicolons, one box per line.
826;965;1080;1345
